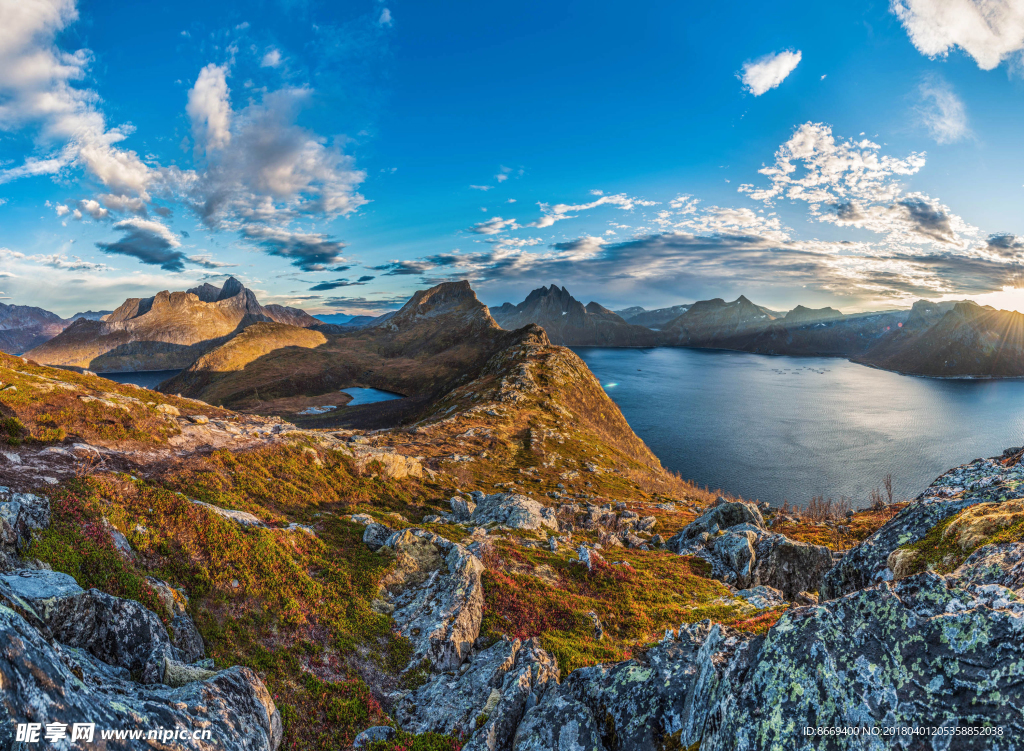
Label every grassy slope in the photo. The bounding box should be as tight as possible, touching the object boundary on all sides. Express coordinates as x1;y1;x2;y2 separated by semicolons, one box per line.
0;352;228;447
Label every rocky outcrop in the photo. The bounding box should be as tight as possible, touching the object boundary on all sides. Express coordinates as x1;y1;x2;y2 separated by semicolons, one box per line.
395;637;559;750
468;492;558;531
668;500;833;599
515;620;739;751
821;453;1024;600
514;567;1024;750
1;569;281;750
0;488;50;570
702;571;1024;750
376;528;485;672
3;569;179;684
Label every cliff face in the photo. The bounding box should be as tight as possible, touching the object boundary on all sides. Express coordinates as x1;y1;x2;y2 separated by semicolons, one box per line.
490;285;659;346
24;278;315;372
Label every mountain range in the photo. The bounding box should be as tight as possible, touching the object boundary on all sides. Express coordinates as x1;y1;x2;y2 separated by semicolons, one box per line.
6;278;1024;378
23;278;316;372
492;285;1024;377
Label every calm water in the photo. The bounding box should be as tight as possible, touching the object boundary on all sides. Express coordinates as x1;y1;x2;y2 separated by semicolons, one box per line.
102;370;181;389
573;347;1024;508
341;387;404;406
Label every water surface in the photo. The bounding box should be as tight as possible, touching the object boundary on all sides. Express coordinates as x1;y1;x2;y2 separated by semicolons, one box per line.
342;387;404;406
572;347;1024;508
101;370;181;389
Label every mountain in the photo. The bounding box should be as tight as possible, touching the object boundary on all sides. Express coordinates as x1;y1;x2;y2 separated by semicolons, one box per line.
163;280;536;420
618;304;692;329
781;305;843;324
490;285;659;346
858;300;1024;377
662;295;777;345
0;303;68;354
68;310;113;322
24;277;316;372
313;313;381;327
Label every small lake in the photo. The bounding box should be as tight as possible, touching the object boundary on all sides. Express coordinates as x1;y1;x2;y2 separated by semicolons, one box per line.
572;347;1024;508
101;370;181;389
341;387;404;406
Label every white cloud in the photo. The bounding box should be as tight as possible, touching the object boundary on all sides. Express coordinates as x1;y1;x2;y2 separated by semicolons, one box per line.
495;173;508;182
260;49;282;68
29;253;111;272
187;254;236;269
469;216;520;235
379;8;392;26
739;122;978;248
529;193;657;228
739;49;802;96
891;0;1024;70
470;184;493;191
187;63;232;155
916;76;970;143
0;0;156;196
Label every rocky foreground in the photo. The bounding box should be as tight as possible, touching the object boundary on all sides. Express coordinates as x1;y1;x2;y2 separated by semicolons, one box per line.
7;448;1024;749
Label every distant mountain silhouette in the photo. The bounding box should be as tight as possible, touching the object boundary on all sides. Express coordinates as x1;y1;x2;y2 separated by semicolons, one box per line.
490;285;658;346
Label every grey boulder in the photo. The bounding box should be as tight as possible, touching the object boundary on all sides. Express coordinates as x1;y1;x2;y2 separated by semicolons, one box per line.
377;528;485;672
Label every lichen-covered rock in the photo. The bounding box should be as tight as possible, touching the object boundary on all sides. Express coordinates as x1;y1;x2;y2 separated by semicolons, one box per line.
751;534;834;600
170;613;206;663
354;726;397;748
395;637;558;750
667;502;831;599
701;571;1024;750
510;691;603;751
0;604;281;750
353;447;424;479
450;496;477;520
821;454;1024;600
363;521;394;551
0;488;50;561
378;528;485;672
470;493;557;531
952;542;1024;590
667;501;764;548
516;620;746;751
713;531;756;588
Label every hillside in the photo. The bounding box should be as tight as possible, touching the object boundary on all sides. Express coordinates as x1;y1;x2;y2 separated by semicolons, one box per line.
490;284;659;346
859;300;1024;376
24;278;316;373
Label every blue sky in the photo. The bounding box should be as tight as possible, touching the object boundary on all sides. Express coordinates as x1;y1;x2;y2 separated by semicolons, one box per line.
3;0;1024;317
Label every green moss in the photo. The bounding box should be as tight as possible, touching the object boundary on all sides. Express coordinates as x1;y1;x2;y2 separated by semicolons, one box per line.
363;731;461;751
897;507;1024;576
